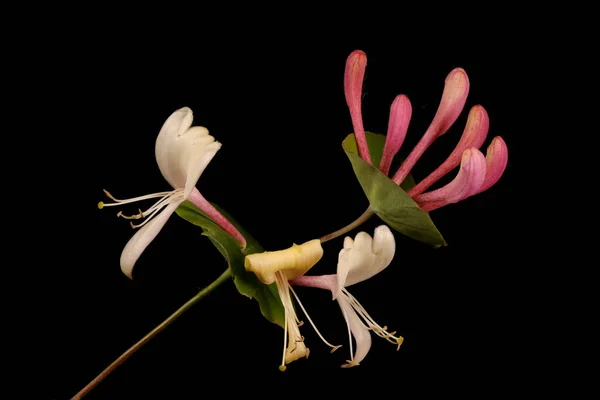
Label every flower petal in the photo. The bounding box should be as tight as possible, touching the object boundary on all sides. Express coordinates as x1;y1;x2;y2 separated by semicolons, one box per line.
344;50;372;164
380;95;412;175
244;239;324;285
346;225;396;287
179;127;222;198
414;148;487;212
335;226;396;296
476;136;508;194
409;105;489;197
120;200;183;279
338;295;372;367
392;68;470;185
155;107;194;189
154;108;221;196
335;232;372;297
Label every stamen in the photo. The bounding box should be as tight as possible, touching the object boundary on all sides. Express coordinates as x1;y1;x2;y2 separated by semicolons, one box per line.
396;336;404;350
101;189;173;205
341;288;403;346
100;188;185;229
339;298;355;362
341;360;360;368
289;285;342;352
116;208;145;220
280;295;288;372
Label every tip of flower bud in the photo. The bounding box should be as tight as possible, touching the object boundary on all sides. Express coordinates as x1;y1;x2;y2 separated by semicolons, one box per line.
97;201;104;209
396;336;404;350
279;365;287;372
349;49;366;59
446;68;469;89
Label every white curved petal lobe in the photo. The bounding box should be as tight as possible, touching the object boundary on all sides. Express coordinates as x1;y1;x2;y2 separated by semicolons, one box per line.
346;225;396;286
336;226;396;294
181;127;222;197
120;200;183;279
335;232;372;297
338;295;372;366
155;107;221;195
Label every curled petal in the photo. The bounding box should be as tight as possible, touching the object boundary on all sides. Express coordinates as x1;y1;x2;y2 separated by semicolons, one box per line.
120;200;183;279
380;95;412;175
244;239;323;285
336;226;396;298
338;296;372;367
392;68;470;185
477;136;508;194
409;105;489;197
414;148;486;212
344;50;372;164
336;232;372;297
346;225;395;287
180;127;222;198
155;107;194;189
155;107;222;196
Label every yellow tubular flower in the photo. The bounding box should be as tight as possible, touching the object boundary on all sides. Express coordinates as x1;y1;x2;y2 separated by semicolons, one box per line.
245;239;341;371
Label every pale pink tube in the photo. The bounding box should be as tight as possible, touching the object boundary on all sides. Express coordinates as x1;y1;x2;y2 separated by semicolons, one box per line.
379;95;412;175
409;105;489;197
392;68;470;185
414;148;487;212
344;50;372;164
477;136;508;194
187;188;247;248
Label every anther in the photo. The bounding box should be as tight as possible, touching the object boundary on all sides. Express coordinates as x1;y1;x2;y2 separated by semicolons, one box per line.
330;345;343;354
103;189;118;201
341;360;360;368
97;202;104;209
396;336;404;350
279;365;287;372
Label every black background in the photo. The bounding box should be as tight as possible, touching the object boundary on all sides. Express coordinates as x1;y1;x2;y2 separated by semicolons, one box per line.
38;22;535;399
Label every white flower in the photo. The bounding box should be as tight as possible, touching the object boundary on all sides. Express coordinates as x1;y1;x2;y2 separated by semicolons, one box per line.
99;107;222;278
334;225;403;367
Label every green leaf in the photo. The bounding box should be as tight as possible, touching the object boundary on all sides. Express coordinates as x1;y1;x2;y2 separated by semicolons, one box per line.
342;132;447;247
175;201;285;327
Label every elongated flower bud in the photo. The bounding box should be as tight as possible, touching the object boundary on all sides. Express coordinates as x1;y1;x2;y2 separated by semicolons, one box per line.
414;148;486;212
344;50;372;164
477;136;508;194
380;95;412;175
392;68;470;185
409;105;489;197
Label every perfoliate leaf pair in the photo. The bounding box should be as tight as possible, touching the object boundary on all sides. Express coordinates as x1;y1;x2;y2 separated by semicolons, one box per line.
342;132;447;247
176;202;286;327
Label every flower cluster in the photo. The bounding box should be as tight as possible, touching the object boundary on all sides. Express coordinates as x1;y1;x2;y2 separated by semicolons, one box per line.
96;49;508;373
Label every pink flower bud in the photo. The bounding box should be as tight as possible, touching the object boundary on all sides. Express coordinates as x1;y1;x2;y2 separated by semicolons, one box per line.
409;105;489;197
392;68;470;185
477;136;508;194
379;95;412;175
414;148;486;212
344;50;372;164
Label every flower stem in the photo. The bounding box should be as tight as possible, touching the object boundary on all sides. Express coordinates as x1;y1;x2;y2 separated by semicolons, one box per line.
319;207;374;243
71;268;232;400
